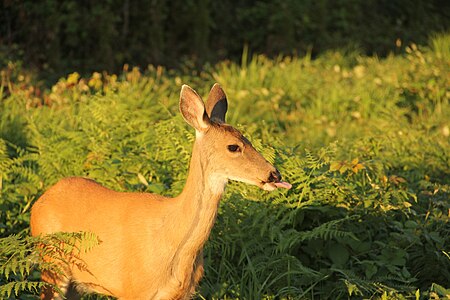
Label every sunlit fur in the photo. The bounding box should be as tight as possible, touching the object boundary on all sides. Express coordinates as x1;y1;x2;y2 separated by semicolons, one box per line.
30;84;281;300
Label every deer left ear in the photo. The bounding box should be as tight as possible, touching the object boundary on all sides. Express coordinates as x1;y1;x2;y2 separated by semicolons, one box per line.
179;85;211;132
206;83;228;123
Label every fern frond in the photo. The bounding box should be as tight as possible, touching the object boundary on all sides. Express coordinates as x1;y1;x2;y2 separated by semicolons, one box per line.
0;232;100;297
0;281;47;298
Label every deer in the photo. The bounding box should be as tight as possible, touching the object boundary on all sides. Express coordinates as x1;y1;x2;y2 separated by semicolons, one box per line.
30;83;292;300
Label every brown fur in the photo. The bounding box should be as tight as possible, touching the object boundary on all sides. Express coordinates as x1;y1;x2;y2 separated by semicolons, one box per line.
30;84;282;299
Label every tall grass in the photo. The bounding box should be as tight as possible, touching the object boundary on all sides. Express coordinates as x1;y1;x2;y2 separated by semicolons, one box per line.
0;35;449;299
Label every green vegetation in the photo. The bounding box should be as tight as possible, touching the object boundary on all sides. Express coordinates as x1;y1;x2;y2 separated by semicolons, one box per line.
0;35;449;299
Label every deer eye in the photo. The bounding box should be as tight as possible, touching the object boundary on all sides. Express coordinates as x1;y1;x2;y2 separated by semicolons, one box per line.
227;144;240;153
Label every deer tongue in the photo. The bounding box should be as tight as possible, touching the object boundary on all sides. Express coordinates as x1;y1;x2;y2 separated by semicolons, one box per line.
274;181;292;189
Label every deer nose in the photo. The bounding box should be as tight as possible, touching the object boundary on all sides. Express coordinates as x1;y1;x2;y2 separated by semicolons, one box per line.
268;169;282;183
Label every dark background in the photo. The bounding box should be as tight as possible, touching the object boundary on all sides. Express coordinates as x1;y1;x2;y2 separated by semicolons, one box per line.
1;0;449;81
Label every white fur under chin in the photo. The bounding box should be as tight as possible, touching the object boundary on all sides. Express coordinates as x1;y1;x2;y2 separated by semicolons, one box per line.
195;130;205;139
262;183;277;191
208;175;228;195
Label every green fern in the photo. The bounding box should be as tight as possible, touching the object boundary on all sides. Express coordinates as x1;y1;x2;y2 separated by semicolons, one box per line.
0;35;449;299
1;281;48;299
0;232;99;298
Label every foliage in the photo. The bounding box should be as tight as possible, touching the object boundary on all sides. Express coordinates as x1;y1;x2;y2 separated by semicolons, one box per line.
0;232;99;299
0;35;449;299
1;0;449;79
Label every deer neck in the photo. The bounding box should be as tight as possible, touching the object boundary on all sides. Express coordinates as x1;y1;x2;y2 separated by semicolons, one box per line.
177;139;226;246
170;139;226;281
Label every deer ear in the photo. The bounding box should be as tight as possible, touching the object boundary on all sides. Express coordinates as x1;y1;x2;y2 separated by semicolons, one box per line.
206;83;228;123
180;85;211;132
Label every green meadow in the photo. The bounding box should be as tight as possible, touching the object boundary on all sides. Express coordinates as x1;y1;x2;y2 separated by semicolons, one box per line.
0;35;449;299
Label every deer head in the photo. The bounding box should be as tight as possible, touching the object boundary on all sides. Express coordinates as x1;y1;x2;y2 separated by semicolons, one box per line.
179;83;292;192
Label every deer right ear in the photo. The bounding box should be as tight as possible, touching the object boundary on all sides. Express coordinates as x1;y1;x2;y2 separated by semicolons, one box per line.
206;83;228;123
180;85;211;132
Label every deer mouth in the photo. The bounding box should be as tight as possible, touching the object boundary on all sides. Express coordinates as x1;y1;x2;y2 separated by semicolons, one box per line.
259;169;292;191
228;175;292;191
260;180;292;191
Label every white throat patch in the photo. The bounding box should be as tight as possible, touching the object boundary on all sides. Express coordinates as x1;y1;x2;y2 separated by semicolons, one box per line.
208;174;228;196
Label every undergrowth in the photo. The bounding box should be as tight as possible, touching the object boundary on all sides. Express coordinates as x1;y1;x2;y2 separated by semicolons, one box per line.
0;34;449;299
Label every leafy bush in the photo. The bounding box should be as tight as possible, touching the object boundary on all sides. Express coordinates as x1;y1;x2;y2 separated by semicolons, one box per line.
0;232;99;299
0;35;449;299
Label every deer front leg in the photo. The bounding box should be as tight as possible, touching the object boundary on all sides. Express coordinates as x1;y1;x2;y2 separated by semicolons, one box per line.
192;251;204;288
185;251;205;299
